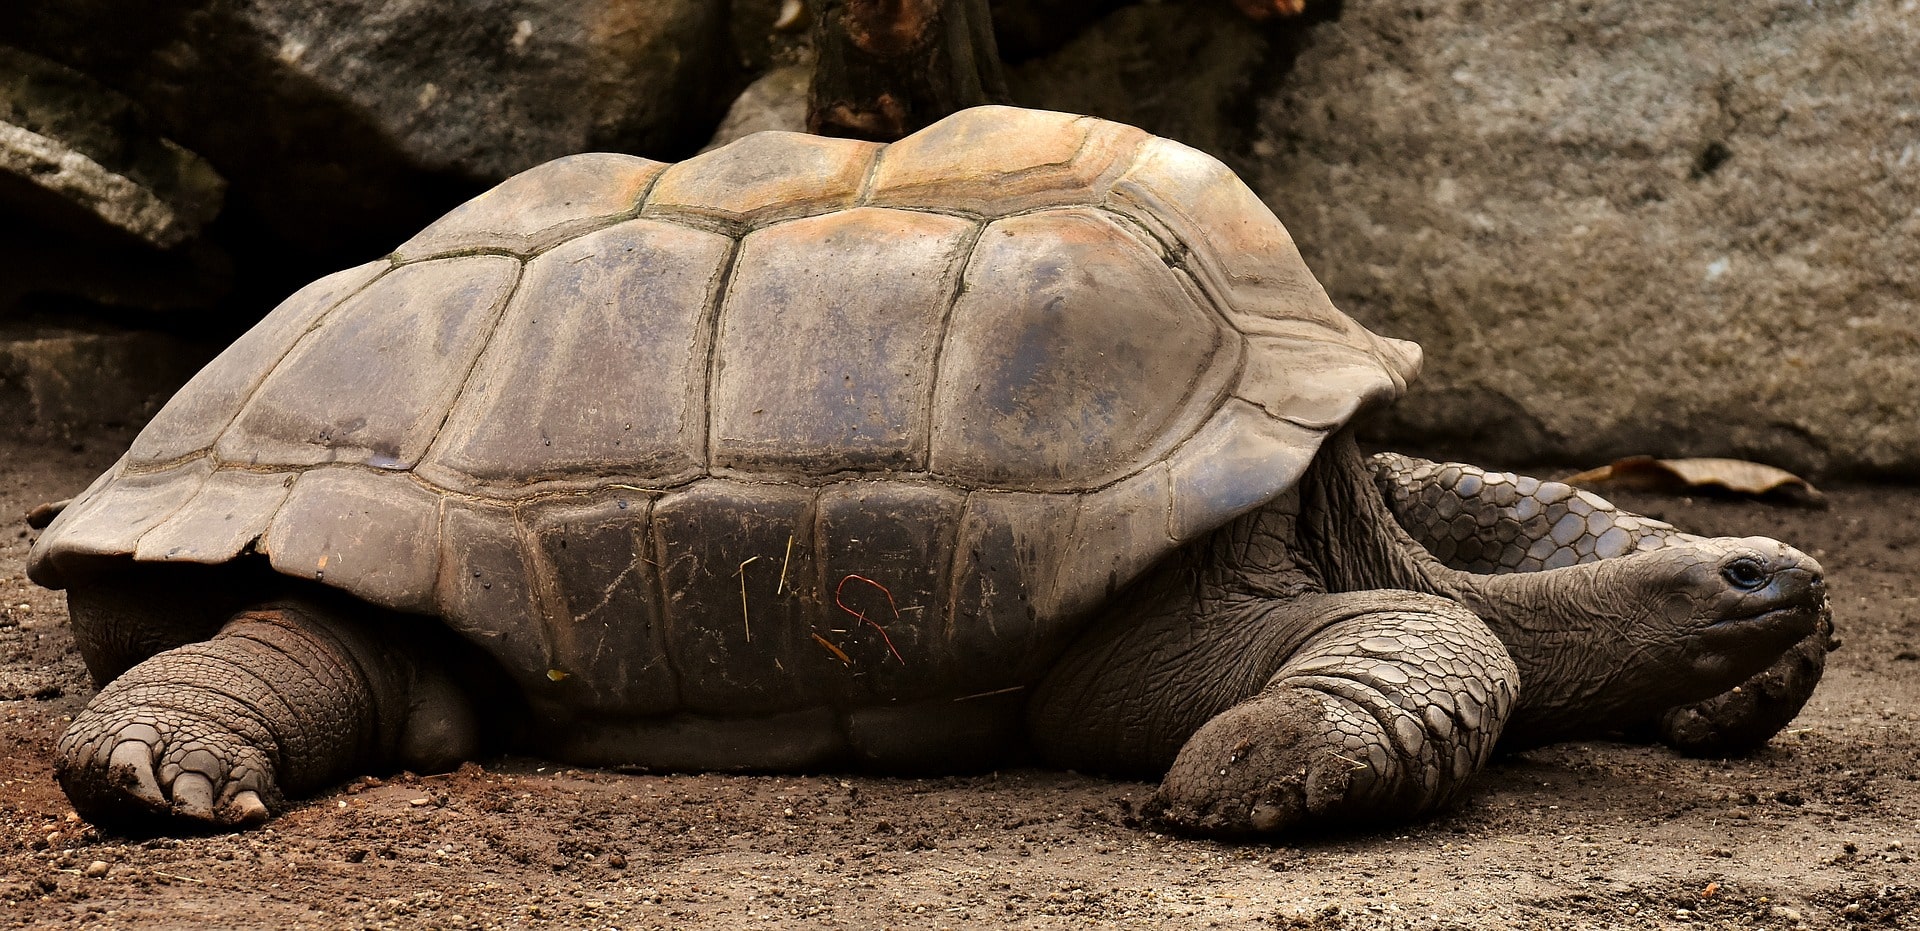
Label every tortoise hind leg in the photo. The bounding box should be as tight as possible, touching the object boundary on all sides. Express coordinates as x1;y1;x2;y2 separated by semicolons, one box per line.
57;595;479;831
1031;588;1517;837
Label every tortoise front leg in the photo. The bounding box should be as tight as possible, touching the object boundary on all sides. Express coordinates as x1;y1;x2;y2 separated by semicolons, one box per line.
1031;588;1516;837
1369;452;1836;755
57;597;478;831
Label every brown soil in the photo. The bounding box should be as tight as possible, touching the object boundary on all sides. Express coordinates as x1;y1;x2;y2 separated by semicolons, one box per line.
1;434;1914;930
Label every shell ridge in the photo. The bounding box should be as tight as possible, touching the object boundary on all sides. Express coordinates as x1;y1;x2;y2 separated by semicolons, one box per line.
122;460;216;564
395;153;669;260
697;236;750;474
937;488;977;649
918;220;989;469
1040;490;1091;625
121;448;213;477
1084;123;1151;201
507;501;569;684
390;246;523;266
625;152;672;218
646;488;701;710
854;132;893;206
414;259;533;469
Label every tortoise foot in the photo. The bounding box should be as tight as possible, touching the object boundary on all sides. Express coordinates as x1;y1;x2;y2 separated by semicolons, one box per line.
1150;595;1517;838
58;712;277;830
1147;689;1326;836
56;600;411;833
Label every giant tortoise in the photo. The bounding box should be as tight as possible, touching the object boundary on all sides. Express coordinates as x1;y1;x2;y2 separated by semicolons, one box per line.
30;107;1832;836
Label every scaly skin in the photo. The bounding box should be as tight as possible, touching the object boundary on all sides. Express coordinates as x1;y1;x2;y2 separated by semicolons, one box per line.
1033;437;1524;837
1036;434;1825;837
1370;452;1836;754
1147;593;1516;836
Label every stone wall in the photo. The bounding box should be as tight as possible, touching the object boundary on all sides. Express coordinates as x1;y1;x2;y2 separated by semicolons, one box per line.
1249;0;1919;476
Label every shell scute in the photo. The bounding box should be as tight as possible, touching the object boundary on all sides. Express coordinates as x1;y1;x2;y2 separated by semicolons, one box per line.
1238;336;1409;431
1049;464;1172;622
128;261;389;467
710;207;975;476
435;501;548;696
812;481;966;701
1167;400;1322;543
650;481;827;713
217;256;521;471
132;469;295;565
424;220;730;488
646;132;879;227
867;106;1146;215
946;490;1079;681
395;152;664;259
525;492;676;715
930;208;1225;489
263;467;441;614
33;460;212;585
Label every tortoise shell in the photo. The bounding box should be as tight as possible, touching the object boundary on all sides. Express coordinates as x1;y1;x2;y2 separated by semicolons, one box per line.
30;107;1419;719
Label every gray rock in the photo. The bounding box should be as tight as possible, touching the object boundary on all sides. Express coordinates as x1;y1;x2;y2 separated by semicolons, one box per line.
6;0;735;261
1251;0;1920;477
0;47;224;250
0;47;230;314
705;63;810;150
1008;1;1273;156
0;323;212;438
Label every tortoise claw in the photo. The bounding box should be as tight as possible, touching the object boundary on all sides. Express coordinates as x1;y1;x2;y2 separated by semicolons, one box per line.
104;738;167;811
228;790;270;824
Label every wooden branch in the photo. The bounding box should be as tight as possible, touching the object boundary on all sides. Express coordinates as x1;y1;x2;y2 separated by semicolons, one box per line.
807;0;1010;142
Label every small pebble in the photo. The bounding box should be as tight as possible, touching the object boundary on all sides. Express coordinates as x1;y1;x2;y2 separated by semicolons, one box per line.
84;861;109;878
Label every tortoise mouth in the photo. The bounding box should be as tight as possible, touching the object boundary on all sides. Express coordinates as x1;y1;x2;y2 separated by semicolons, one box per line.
1698;602;1821;650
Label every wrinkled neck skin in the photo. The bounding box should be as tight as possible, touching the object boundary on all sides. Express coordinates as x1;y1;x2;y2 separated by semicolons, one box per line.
1299;434;1702;747
1430;564;1670;746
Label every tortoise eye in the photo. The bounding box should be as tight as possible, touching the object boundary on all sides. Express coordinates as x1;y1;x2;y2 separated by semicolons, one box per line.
1721;557;1768;591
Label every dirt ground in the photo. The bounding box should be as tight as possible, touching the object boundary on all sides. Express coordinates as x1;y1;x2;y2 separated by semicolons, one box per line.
0;433;1914;930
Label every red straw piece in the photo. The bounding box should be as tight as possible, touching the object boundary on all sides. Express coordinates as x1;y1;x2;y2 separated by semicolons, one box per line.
834;574;907;665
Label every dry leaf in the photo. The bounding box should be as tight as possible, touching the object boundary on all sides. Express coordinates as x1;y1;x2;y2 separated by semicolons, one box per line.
1232;0;1310;21
1565;456;1825;508
24;498;69;530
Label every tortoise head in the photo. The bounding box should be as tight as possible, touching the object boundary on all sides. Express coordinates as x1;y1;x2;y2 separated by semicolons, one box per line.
1477;536;1827;746
1642;537;1826;683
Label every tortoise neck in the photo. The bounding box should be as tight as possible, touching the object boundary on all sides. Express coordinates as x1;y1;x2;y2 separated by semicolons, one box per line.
1435;563;1645;744
1298;430;1457;598
1299;432;1635;743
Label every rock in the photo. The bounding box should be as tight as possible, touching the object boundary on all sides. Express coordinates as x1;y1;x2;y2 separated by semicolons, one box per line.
7;0;736;268
1007;1;1278;156
1252;0;1920;477
705;63;811;150
0;322;213;438
0;47;223;250
0;46;229;313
